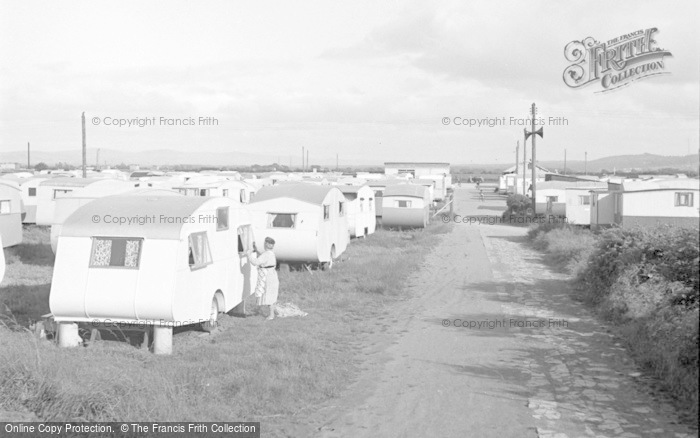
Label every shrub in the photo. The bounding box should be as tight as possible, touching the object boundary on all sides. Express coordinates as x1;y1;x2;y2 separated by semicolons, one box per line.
579;225;699;306
526;220;572;241
504;194;531;217
529;222;699;420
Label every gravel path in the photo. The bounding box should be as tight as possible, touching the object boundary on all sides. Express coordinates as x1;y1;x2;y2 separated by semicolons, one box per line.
301;185;697;438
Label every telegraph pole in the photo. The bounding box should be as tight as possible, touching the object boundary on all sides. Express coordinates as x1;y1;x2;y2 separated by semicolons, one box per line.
524;103;543;214
515;141;519;175
564;149;567;175
81;112;87;178
522;130;527;195
27;142;31;170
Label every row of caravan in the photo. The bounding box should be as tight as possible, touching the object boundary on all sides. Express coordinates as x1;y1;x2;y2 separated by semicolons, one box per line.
31;181;437;353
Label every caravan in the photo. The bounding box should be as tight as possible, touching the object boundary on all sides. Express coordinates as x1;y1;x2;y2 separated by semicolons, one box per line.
338;185;377;238
0;180;23;247
381;185;431;228
247;184;349;265
50;195;258;353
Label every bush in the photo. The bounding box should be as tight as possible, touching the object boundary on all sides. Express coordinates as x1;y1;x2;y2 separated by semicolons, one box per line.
529;223;699;420
579;225;699;306
526;220;571;241
527;224;597;274
505;194;530;216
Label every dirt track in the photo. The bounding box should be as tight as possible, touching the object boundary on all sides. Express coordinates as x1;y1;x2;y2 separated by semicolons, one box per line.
298;185;696;438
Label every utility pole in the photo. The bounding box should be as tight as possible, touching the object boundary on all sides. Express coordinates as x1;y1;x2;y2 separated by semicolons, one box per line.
564;149;567;175
306;149;309;172
515;141;519;175
27;142;30;170
81;112;87;178
522;130;527;195
524;103;543;215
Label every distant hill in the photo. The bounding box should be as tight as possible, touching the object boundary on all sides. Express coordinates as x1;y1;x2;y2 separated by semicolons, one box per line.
455;153;699;174
2;149;698;174
539;153;699;173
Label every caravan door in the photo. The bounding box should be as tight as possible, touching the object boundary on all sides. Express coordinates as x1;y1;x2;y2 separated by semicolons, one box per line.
237;224;256;299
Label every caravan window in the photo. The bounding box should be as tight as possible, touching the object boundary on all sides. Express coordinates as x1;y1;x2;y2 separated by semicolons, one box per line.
323;205;330;221
240;189;246;203
216;207;229;231
546;196;559;203
53;189;72;199
369;198;374;210
675;192;694;207
0;200;10;214
397;200;412;208
579;195;590;205
28;188;37;197
199;189;208;196
222;189;229;197
178;188;188;195
188;232;212;269
339;202;345;217
237;225;254;254
90;237;142;269
359;197;365;212
268;213;296;228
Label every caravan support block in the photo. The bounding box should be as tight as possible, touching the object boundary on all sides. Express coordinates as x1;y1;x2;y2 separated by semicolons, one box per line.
153;326;173;355
57;322;80;348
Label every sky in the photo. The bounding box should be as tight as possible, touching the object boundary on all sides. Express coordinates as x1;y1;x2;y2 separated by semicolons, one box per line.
1;0;698;166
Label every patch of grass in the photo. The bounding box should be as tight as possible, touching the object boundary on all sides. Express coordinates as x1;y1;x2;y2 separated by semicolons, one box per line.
0;221;451;433
527;224;596;274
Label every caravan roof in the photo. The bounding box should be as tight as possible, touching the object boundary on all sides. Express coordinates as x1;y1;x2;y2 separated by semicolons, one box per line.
39;177;105;188
538;181;607;190
252;184;335;205
61;195;212;240
383;184;429;198
338;185;365;195
614;178;700;192
0;180;21;194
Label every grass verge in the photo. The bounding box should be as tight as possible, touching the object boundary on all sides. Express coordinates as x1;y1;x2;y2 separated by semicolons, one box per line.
526;222;699;422
0;222;451;435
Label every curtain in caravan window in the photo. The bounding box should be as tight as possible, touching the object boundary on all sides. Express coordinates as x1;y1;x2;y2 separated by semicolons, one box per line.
188;232;212;268
124;240;141;267
240;189;246;203
237;225;254;253
92;239;112;266
267;213;277;228
217;207;229;231
268;213;295;228
90;238;142;268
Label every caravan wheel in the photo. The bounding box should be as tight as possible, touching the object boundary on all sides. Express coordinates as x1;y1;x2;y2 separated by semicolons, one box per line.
201;297;220;332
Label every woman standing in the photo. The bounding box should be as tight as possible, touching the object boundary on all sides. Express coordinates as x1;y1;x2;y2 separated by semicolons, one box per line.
247;237;279;320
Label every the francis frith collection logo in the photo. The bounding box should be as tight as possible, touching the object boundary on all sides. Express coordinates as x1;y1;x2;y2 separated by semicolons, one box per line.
563;28;672;93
